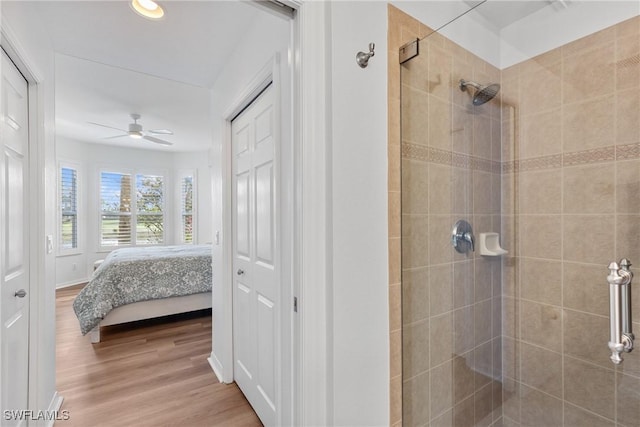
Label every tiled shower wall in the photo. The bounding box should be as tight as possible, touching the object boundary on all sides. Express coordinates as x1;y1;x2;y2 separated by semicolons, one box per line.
500;16;640;427
389;5;503;425
390;6;640;427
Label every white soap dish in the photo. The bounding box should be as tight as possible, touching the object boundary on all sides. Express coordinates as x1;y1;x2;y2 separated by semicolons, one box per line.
479;232;508;256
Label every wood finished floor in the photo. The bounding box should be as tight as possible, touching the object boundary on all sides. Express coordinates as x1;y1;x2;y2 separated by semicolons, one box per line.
56;285;261;427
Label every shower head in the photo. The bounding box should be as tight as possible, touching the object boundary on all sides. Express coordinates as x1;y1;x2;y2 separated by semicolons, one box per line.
459;79;500;106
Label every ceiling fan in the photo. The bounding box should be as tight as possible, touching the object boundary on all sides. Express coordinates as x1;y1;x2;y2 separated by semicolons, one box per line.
88;113;174;146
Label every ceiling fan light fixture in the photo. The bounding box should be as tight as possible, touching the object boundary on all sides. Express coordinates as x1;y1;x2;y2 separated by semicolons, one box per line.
131;0;164;20
129;131;143;139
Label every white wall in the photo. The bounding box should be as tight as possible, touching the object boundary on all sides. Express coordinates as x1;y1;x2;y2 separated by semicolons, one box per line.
55;138;212;287
328;2;389;425
1;0;59;415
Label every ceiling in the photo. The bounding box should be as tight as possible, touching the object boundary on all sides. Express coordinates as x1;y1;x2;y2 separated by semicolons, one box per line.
465;0;561;31
29;1;266;152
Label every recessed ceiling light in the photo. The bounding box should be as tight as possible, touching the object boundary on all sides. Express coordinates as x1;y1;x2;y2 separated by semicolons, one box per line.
131;0;164;20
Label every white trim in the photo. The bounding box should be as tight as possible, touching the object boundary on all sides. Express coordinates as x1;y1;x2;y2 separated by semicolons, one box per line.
1;15;61;420
44;391;64;427
55;279;89;290
207;353;225;384
296;2;330;425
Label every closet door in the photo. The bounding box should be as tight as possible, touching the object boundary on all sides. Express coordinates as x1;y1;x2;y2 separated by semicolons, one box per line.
232;83;278;426
0;49;30;426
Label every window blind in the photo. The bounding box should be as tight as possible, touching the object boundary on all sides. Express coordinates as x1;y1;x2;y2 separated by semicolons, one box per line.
181;176;194;244
60;167;78;250
100;172;133;246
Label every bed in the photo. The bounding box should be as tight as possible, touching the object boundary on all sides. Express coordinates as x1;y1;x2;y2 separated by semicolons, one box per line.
73;244;212;343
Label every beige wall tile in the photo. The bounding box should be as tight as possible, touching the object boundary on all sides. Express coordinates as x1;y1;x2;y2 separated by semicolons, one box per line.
563;164;615;214
564;309;615;368
389;191;401;238
616;215;640;265
402;214;429;268
564;403;615;427
473;341;493;390
563;261;610;316
562;25;616;57
429;95;452;151
563;215;615;265
502;377;521;423
453;260;474;308
563;42;615;104
473;171;493;214
390;283;402;331
474;299;492;346
563;95;615;152
402;158;429;214
519;169;562;214
474;382;494;426
452;167;473;215
452;105;474;156
520;62;561;116
390;329;402;379
403;318;430;378
402;267;429;325
429;215;454;265
473;114;493;160
430;360;453;420
402;85;429;146
616;88;640;144
503;297;519;340
431;408;453;427
502;337;519;381
454;306;475;355
475;259;493;303
564;357;615;420
521;300;562;352
520;343;562;398
615;35;640;91
520;215;562;260
453;353;475;403
616;159;640;213
428;43;453;102
390;374;402;425
430;263;453;316
431;312;453;367
389;237;401;285
403;371;430;426
428;163;452;214
521;258;561;306
616;373;640;426
520;385;563;427
520;109;562;159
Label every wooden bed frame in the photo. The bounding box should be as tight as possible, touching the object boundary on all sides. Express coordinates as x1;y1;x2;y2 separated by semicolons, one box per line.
89;291;212;343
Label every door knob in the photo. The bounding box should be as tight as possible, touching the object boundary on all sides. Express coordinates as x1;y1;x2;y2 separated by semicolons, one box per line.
237;269;245;276
15;289;27;298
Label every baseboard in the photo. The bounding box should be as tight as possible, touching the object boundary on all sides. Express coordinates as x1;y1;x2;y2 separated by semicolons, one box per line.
56;279;89;290
207;352;226;383
45;391;64;427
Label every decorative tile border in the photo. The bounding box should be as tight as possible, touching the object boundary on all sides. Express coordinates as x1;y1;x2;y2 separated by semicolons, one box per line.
405;141;640;174
402;142;501;173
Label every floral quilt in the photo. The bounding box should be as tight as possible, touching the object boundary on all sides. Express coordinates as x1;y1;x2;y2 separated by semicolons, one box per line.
73;245;212;335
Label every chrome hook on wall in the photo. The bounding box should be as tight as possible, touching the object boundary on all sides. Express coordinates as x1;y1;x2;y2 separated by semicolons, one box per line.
356;42;375;68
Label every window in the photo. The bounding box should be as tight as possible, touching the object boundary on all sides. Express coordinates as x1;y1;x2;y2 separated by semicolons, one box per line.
100;171;164;247
136;174;164;245
60;166;78;251
181;175;194;243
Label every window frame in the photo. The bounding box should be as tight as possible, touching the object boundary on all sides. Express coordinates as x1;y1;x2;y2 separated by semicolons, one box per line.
57;161;81;256
98;167;167;251
177;170;197;244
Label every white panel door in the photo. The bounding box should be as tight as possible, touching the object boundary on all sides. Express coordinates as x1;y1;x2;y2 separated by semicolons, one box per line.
0;50;30;426
232;83;278;426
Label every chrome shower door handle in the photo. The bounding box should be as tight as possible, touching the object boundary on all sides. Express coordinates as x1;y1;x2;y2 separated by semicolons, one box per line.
607;259;634;364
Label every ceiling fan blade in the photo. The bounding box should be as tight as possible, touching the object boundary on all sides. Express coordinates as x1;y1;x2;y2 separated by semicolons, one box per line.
147;128;174;135
103;134;130;140
143;135;173;146
88;122;128;133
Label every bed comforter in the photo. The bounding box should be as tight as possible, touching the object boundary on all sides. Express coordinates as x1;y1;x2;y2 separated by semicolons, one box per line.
73;245;212;335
